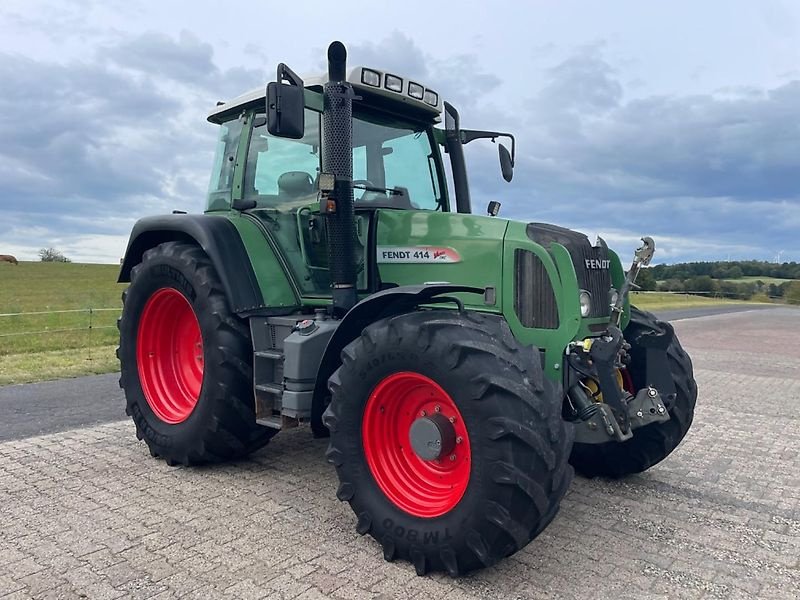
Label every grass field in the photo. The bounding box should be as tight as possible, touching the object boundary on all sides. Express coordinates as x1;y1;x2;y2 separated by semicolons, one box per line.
0;262;123;385
629;291;759;311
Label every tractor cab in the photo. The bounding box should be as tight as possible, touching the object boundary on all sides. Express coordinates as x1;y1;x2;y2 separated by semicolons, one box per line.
206;66;512;298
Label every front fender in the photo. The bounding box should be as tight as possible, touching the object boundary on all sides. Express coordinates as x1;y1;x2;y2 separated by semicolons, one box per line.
309;284;485;436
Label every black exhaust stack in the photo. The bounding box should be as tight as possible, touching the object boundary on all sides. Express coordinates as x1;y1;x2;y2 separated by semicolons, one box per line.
321;41;358;315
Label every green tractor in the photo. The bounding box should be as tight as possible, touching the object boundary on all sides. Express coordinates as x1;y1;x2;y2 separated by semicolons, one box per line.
117;41;697;576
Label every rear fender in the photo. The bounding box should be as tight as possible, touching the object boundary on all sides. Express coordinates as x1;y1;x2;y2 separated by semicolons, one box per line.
119;214;267;314
310;284;485;436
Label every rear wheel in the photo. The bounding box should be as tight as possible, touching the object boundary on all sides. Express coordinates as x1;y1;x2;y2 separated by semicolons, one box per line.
569;306;697;478
118;241;275;465
324;310;573;576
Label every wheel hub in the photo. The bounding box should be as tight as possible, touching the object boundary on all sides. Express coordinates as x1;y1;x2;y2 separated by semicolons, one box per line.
409;413;456;461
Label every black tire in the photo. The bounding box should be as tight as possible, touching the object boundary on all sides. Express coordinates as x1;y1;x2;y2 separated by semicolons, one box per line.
118;241;275;465
323;310;573;576
569;306;697;478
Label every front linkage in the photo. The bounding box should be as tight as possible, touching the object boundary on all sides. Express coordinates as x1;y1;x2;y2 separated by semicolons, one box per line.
566;238;677;444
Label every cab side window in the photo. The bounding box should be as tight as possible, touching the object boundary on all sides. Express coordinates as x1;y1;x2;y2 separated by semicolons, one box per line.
206;117;244;211
244;110;321;207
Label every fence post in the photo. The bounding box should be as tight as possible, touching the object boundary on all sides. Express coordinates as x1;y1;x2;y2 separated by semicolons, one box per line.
88;308;93;364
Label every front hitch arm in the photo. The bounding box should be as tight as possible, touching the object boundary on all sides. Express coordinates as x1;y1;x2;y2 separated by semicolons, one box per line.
588;326;631;433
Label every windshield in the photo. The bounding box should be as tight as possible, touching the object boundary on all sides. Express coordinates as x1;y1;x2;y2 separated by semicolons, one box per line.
352;111;443;211
242;109;444;211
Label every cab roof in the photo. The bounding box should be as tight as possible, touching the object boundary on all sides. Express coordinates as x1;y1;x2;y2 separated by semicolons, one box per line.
207;66;442;125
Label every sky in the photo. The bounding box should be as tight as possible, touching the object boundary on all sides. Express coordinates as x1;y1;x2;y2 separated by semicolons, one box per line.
0;0;798;265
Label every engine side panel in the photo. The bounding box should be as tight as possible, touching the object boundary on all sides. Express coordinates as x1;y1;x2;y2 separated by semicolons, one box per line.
374;209;508;311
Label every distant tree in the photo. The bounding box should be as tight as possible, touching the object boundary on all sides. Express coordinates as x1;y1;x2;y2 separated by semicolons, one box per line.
786;282;800;306
659;279;685;292
685;275;716;294
39;248;71;263
636;268;657;291
726;266;743;279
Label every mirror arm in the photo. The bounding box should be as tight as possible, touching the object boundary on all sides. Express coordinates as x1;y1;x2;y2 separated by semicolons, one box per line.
459;129;515;166
276;63;303;88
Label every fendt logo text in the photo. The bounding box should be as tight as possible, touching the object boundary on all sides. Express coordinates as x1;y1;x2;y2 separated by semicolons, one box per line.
585;258;611;270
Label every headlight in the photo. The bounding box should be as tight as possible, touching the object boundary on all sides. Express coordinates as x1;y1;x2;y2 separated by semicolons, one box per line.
423;89;438;106
408;82;424;99
579;290;591;317
384;74;402;92
609;289;619;307
361;69;381;87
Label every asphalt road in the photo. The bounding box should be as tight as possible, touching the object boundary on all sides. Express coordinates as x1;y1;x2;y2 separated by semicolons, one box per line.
1;305;798;599
0;303;783;442
0;373;125;442
651;302;778;322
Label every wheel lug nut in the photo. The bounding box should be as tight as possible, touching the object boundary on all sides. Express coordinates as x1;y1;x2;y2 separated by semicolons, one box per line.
449;416;456;423
420;410;426;417
449;455;456;461
456;436;463;444
434;405;441;412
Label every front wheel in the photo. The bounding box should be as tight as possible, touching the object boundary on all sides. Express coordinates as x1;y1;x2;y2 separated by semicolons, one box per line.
569;306;697;478
118;241;275;465
323;310;573;576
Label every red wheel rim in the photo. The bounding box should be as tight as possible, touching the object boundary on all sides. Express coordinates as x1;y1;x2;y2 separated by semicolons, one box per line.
362;372;471;518
136;288;203;424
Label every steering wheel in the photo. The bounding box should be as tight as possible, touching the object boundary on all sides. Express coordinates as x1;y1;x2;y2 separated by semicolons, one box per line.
353;179;385;202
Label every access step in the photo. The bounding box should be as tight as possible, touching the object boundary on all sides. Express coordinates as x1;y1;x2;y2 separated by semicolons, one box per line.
255;382;283;395
256;415;283;430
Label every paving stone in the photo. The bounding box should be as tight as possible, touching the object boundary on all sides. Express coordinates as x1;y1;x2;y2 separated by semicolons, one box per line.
1;310;798;599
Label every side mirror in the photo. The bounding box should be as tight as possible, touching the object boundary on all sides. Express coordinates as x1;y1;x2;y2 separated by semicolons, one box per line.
499;144;514;182
267;63;305;139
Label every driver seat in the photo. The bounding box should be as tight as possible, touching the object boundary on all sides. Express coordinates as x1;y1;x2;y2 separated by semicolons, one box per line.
278;171;315;199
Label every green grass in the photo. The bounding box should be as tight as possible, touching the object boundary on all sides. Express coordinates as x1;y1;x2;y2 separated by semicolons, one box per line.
630;291;762;311
0;262;123;384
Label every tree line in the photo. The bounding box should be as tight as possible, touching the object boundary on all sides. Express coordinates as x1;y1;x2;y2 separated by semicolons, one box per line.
648;260;800;281
634;260;800;303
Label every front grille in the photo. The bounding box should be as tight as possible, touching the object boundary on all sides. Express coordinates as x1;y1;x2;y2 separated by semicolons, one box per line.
526;223;611;319
514;250;559;329
572;243;612;318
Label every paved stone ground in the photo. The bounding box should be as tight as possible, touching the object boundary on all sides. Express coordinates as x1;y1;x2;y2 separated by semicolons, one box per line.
1;308;798;599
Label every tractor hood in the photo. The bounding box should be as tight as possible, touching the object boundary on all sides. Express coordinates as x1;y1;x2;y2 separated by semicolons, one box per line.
374;209;627;353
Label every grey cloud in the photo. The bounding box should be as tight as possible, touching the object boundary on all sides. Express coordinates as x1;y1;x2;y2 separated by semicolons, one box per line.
346;32;428;79
105;30;217;85
0;29;266;261
465;45;800;262
0;52;181;209
346;32;501;109
538;51;622;112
